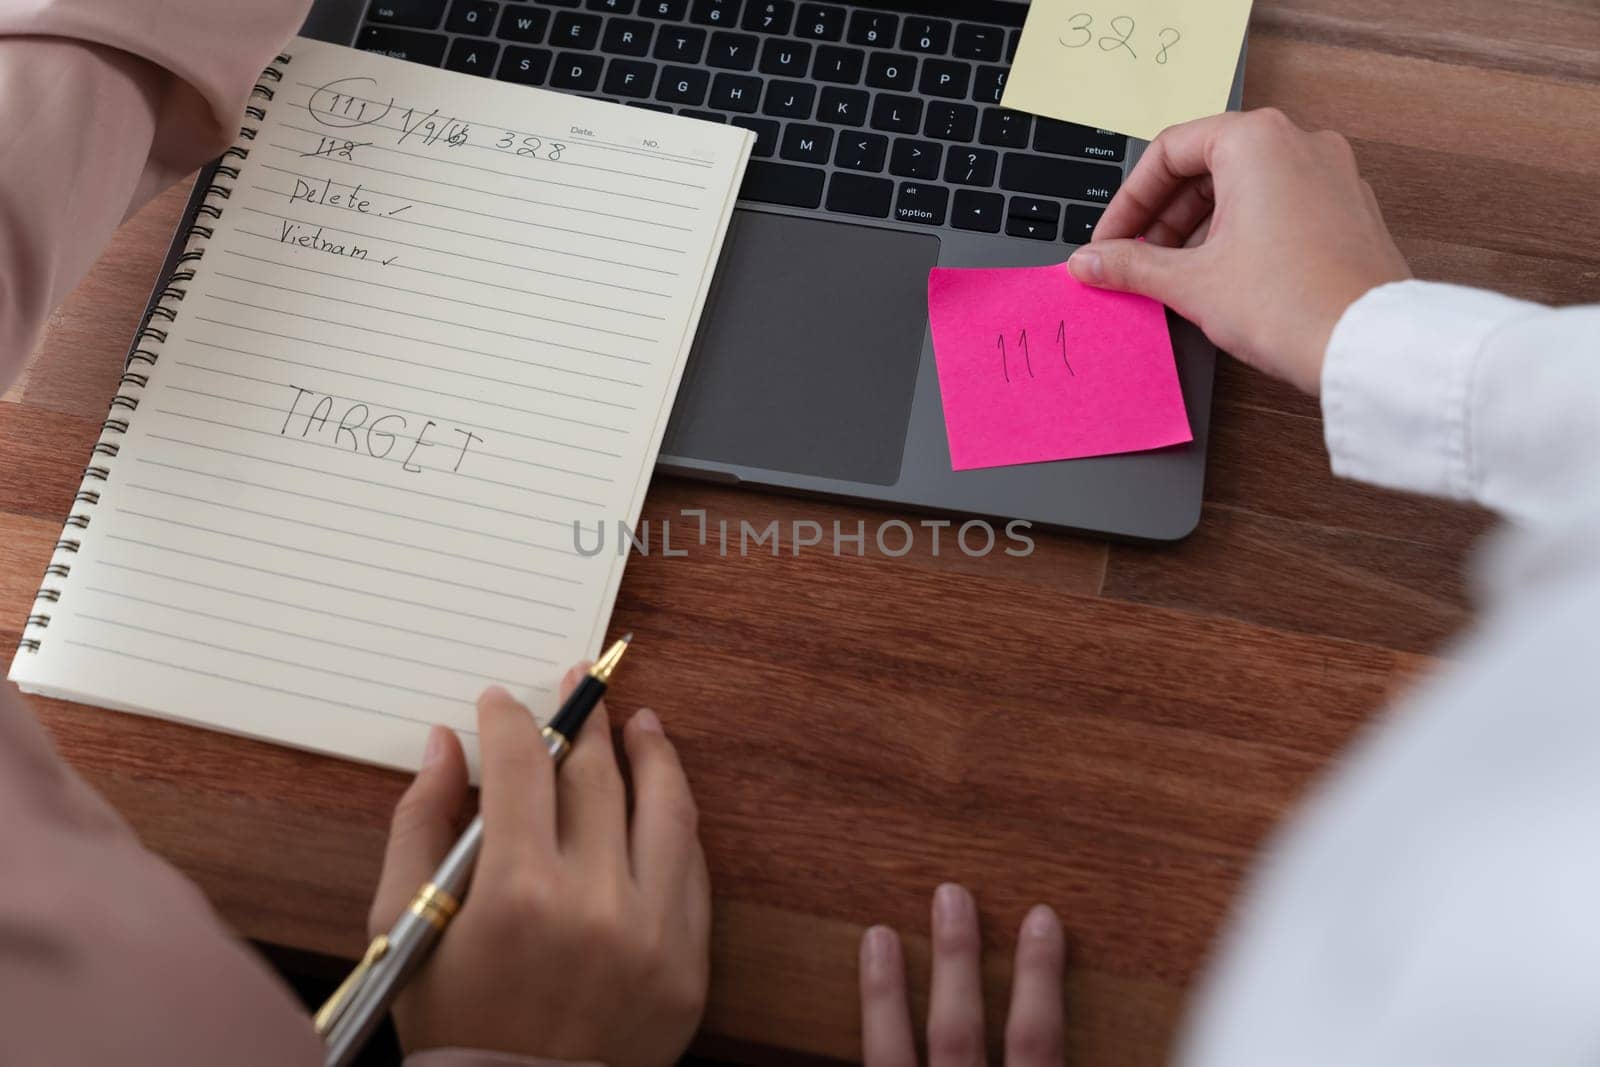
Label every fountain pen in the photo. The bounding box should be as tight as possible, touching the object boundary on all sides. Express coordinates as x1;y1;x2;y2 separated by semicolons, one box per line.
314;634;633;1067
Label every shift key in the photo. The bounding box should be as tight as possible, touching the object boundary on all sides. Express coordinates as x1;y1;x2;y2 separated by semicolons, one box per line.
1000;154;1121;204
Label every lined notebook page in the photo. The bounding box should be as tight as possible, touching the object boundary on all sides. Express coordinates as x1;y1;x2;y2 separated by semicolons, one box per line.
9;37;752;774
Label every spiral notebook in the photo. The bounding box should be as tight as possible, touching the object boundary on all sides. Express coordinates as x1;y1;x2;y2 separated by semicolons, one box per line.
8;37;753;774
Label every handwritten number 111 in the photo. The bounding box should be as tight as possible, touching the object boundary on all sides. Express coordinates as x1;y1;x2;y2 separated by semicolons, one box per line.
999;322;1075;383
1060;14;1182;64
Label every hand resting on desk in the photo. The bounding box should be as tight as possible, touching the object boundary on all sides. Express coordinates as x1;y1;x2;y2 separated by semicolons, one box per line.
369;670;710;1067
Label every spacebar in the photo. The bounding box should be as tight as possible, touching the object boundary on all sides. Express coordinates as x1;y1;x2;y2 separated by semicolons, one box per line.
739;162;825;209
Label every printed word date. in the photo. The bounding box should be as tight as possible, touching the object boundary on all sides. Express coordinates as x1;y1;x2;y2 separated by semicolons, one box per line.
280;387;484;474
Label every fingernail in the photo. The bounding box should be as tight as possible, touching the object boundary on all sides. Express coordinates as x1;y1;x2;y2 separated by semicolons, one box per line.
862;925;896;974
1024;904;1059;939
934;882;972;925
633;707;663;735
1068;249;1102;282
422;725;448;768
481;685;512;703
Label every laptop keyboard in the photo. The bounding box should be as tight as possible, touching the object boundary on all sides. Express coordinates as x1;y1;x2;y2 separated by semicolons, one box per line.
357;0;1126;243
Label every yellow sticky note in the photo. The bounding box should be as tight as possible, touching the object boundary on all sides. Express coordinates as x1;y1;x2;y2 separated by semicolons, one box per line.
1001;0;1252;142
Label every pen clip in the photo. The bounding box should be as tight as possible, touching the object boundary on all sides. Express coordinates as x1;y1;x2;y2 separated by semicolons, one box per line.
314;933;390;1038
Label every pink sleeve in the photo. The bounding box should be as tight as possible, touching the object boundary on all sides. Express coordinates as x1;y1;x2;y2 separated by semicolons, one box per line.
0;0;313;389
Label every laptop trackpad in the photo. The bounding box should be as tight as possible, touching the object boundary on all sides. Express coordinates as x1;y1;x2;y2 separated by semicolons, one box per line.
662;211;940;487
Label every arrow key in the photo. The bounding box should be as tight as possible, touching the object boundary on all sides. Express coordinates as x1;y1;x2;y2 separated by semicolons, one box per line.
1008;196;1060;224
1005;213;1058;241
952;189;1003;233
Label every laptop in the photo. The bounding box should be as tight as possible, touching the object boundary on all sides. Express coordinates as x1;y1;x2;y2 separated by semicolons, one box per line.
268;0;1242;541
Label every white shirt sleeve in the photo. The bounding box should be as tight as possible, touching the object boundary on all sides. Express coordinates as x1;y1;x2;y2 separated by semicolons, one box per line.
1177;281;1600;1067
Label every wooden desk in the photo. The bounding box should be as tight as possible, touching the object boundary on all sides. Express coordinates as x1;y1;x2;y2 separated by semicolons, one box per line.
4;3;1597;1062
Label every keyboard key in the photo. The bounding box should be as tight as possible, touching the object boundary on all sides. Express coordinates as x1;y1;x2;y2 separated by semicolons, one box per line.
818;85;868;126
953;22;1003;61
826;173;893;217
1006;214;1057;240
1007;28;1021;60
865;52;916;91
542;0;581;6
731;115;780;156
368;0;445;28
741;0;793;33
944;146;997;187
780;122;832;163
707;30;759;68
1009;196;1061;223
894;182;948;226
759;38;810;75
847;9;897;47
588;0;634;11
889;137;940;180
900;17;951;54
709;72;762;111
447;0;500;34
603;58;657;95
690;0;741;26
498;6;549;42
796;2;845;40
951;189;1003;232
869;94;922;134
979;108;1031;148
741;160;824;207
656;65;709;104
1062;203;1104;244
497;44;552;83
1000;154;1121;203
680;108;726;122
972;65;1007;105
919;58;970;99
1034;119;1127;162
551;51;604;89
762;79;815;118
628;100;673;112
551;11;602;48
446;37;500;73
640;0;688;19
653;25;705;61
602;18;654;54
834;131;888;172
924;101;977;142
358;25;448;63
813;45;864;83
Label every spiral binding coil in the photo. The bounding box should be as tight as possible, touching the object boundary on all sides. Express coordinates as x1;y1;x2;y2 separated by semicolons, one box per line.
18;53;292;656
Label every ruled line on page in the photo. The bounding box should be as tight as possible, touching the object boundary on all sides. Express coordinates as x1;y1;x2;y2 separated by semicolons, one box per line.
279;124;702;207
112;509;579;611
255;167;692;253
141;437;580;531
92;564;560;662
121;483;584;584
62;642;488;732
258;149;697;230
212;269;662;344
292;80;718;168
149;407;612;507
104;534;572;637
223;246;668;323
237;212;674;298
79;588;551;686
191;313;645;389
131;458;580;556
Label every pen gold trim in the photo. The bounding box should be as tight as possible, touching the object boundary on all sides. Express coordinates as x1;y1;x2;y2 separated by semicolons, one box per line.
316;636;632;1065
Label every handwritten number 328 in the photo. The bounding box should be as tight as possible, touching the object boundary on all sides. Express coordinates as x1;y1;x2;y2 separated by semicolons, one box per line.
999;323;1076;383
1060;14;1181;64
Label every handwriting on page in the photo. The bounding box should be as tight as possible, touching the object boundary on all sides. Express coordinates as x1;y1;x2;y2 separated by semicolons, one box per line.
307;77;567;162
280;386;484;474
1002;0;1252;142
926;263;1191;471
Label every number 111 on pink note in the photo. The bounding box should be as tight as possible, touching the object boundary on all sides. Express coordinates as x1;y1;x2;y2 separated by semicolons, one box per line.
998;322;1075;383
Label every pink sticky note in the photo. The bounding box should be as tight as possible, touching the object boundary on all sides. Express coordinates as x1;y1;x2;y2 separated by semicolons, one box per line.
926;263;1192;471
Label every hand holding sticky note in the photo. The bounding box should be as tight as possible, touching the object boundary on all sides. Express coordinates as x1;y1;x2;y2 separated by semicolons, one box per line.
1002;0;1253;142
926;264;1191;472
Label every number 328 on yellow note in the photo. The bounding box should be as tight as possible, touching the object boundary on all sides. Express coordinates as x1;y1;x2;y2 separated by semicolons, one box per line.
1001;0;1253;143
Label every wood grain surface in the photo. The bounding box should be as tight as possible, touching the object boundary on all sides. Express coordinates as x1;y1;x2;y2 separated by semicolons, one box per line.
4;3;1596;1062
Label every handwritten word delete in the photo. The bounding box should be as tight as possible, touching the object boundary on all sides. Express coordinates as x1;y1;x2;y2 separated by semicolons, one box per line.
1002;0;1253;141
925;263;1191;471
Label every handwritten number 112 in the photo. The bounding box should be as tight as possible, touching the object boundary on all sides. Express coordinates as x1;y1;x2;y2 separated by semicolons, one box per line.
999;322;1075;383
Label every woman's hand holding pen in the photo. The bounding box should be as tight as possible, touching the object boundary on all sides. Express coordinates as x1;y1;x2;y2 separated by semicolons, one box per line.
1069;108;1413;396
369;668;711;1067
